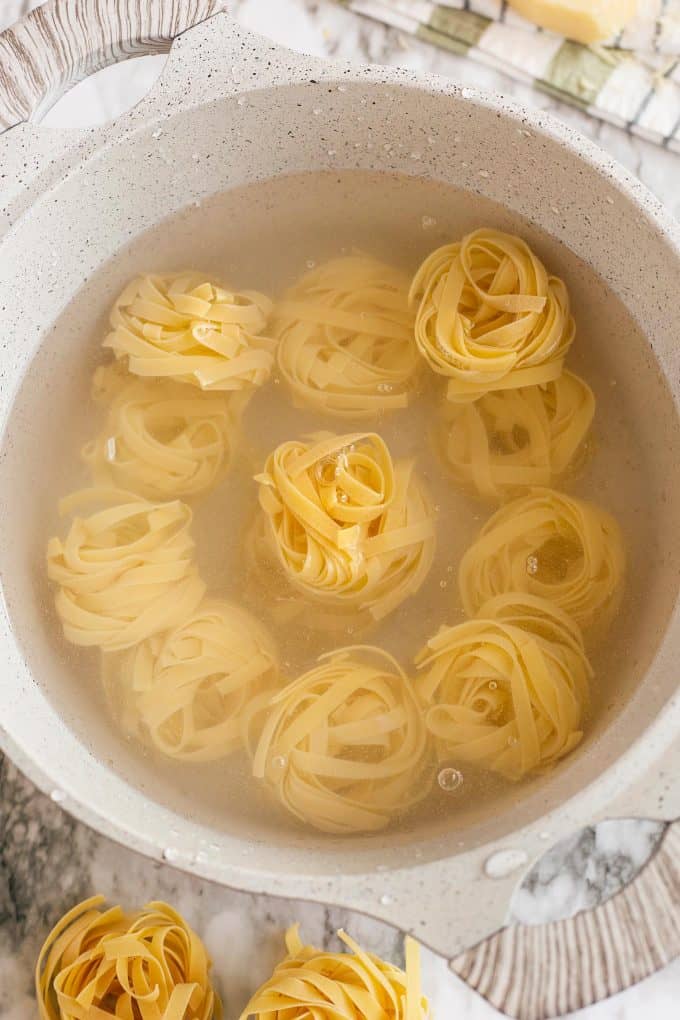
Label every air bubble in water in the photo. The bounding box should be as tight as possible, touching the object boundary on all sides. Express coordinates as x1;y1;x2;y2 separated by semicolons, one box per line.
438;767;463;792
306;259;316;269
271;754;288;771
526;555;539;576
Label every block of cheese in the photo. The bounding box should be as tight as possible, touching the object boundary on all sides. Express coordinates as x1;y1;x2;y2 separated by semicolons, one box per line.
508;0;638;44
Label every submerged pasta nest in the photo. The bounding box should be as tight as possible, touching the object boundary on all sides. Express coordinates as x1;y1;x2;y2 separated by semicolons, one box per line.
255;432;436;621
409;228;575;402
440;370;595;501
247;647;431;834
46;489;205;651
415;593;592;779
82;376;237;499
458;487;625;629
239;924;430;1020
274;254;419;417
115;600;278;762
105;272;274;391
36;895;220;1020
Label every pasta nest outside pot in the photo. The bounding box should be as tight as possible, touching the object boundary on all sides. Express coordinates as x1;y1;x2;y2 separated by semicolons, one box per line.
239;923;431;1020
105;272;274;392
36;895;220;1020
255;431;436;621
247;646;432;834
274;254;420;418
415;593;592;780
409;228;575;402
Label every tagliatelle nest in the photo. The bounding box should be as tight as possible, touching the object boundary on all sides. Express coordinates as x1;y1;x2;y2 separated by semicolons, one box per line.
36;895;221;1020
440;370;595;502
47;489;205;651
415;592;592;779
409;228;575;402
115;599;279;762
105;272;274;392
458;487;625;629
254;432;436;622
247;646;432;834
239;924;431;1020
83;376;237;500
274;254;420;418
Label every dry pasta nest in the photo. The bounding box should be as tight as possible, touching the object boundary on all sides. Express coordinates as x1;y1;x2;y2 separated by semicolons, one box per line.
36;895;221;1020
254;432;436;622
82;375;237;500
105;272;275;392
46;489;205;651
274;254;420;418
458;487;625;629
409;228;575;402
239;924;431;1020
246;646;433;834
111;599;279;762
415;593;593;780
439;370;595;502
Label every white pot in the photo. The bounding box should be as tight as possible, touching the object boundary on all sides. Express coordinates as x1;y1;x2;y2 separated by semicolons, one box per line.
1;4;679;1017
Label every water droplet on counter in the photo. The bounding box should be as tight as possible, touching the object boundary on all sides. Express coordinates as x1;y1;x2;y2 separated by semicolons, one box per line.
484;848;528;879
438;767;464;792
313;107;322;116
162;847;182;863
606;196;615;205
50;789;66;804
379;894;393;906
327;149;337;157
152;128;163;140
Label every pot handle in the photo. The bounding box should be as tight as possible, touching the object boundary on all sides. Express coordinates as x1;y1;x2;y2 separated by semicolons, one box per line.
0;0;226;132
451;818;680;1019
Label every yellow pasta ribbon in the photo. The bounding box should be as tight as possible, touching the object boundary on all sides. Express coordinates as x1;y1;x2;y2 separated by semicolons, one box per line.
239;924;431;1020
415;593;592;779
36;895;221;1020
255;432;435;621
47;489;205;651
458;487;625;629
114;599;278;762
248;647;432;834
82;377;236;500
440;370;594;501
105;272;274;392
274;255;419;418
409;228;575;402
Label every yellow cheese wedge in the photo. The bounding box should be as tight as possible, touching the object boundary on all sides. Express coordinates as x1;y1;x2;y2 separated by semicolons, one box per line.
508;0;638;44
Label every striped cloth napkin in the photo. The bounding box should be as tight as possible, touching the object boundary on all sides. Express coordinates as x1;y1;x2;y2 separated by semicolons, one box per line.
338;0;680;152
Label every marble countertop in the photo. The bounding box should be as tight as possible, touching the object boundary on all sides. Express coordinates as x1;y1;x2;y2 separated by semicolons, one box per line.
1;1;679;1018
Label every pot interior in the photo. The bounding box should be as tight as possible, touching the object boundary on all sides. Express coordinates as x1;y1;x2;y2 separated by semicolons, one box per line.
1;82;679;874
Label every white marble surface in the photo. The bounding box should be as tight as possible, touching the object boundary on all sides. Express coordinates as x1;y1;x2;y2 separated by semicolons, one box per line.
1;1;680;1017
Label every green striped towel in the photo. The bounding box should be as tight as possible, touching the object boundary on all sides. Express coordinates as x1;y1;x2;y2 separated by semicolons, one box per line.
338;1;680;152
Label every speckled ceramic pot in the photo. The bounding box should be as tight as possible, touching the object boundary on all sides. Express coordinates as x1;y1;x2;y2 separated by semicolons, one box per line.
1;4;679;1018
